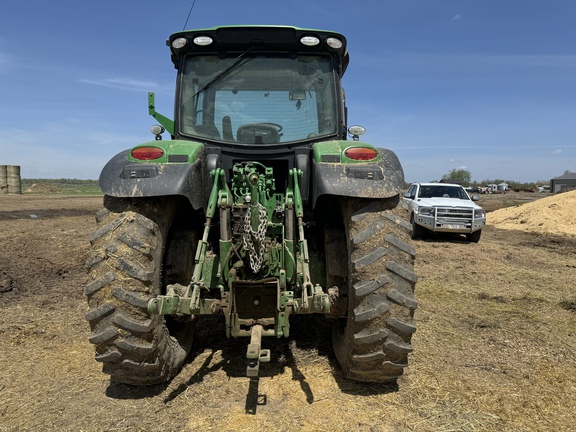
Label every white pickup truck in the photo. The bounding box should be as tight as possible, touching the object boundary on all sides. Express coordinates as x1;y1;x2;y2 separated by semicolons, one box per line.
403;182;486;242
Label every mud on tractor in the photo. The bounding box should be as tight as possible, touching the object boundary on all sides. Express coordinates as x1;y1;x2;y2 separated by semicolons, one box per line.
85;26;418;385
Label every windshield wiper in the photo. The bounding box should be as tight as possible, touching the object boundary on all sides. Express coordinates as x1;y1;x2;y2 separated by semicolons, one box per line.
191;46;257;100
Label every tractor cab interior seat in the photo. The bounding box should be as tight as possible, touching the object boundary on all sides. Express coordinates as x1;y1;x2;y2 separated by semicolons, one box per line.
237;123;279;144
222;116;234;142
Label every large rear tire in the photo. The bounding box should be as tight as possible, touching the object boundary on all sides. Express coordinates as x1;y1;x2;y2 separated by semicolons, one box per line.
332;196;418;382
84;196;198;385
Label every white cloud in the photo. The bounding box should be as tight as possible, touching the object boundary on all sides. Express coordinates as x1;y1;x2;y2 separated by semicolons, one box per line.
552;149;562;154
452;15;463;21
79;77;158;91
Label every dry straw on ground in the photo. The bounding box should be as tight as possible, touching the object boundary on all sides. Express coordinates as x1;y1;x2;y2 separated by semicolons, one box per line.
488;189;576;236
1;194;575;432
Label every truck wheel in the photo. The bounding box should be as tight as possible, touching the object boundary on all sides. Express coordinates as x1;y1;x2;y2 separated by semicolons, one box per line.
466;229;482;243
411;215;425;240
332;196;418;383
84;196;198;385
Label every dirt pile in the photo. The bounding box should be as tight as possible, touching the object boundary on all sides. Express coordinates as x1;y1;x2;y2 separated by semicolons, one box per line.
24;183;62;193
489;189;576;236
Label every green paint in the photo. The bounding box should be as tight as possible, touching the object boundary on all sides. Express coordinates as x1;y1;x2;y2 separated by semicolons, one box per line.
313;140;381;163
148;92;174;135
148;161;331;329
127;140;204;163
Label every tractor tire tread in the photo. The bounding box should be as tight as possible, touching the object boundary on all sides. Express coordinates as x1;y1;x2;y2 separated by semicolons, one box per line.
332;197;417;383
85;203;192;385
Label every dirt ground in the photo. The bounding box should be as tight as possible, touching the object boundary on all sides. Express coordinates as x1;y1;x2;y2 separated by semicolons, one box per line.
1;192;575;431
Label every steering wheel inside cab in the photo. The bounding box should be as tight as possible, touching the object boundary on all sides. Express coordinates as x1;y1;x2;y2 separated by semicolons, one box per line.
237;123;283;144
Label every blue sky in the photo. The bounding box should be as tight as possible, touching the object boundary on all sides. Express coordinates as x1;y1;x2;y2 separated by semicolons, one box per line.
1;0;575;183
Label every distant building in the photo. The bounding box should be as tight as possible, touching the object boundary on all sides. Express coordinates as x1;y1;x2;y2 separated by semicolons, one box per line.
550;173;576;192
498;182;509;192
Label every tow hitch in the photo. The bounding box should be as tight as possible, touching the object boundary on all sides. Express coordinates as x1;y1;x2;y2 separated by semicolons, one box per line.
246;325;271;377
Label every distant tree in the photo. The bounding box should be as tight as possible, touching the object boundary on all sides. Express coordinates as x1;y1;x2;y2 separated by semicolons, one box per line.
442;169;471;185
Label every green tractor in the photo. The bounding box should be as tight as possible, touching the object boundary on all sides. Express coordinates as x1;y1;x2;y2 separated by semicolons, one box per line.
85;25;418;385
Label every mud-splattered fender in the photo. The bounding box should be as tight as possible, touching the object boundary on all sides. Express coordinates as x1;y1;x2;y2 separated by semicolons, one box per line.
312;147;405;207
99;149;207;211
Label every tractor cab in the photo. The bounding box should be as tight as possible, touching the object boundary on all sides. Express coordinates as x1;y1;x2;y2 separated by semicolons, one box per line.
153;26;350;147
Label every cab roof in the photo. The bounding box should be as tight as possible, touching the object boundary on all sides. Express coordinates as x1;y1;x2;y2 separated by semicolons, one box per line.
167;25;349;75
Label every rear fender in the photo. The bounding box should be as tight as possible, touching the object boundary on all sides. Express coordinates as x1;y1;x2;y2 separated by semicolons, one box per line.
99;140;207;211
312;141;405;207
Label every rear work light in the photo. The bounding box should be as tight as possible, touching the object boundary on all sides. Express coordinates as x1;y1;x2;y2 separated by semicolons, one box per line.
300;36;320;46
193;36;213;46
171;37;188;49
326;37;343;49
344;147;378;161
131;147;164;160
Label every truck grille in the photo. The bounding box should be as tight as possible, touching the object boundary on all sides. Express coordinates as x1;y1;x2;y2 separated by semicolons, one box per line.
435;207;473;220
433;207;475;228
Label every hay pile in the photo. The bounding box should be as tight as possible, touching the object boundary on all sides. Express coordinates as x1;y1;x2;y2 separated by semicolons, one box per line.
489;189;576;236
24;183;62;193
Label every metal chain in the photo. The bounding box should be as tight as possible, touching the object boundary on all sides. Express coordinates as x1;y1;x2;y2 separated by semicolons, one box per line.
242;203;268;273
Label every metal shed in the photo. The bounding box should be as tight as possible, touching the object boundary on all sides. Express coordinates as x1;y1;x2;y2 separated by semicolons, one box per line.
498;182;509;192
550;173;576;192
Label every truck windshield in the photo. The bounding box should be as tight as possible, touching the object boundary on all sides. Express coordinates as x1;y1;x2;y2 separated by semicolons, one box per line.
179;54;338;145
418;186;470;200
